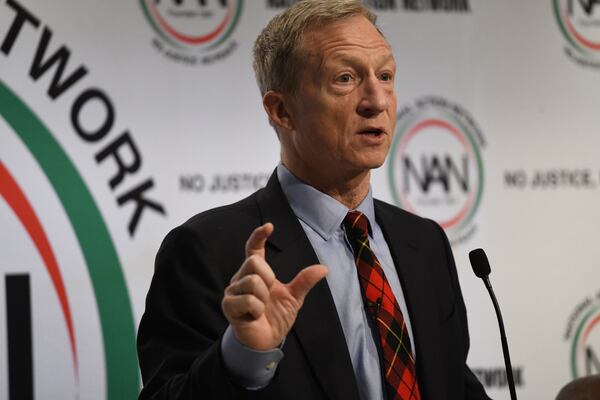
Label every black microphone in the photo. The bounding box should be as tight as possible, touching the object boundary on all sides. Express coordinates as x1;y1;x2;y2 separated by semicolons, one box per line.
469;248;517;400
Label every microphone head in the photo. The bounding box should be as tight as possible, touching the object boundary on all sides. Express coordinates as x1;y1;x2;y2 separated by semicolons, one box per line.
469;248;491;278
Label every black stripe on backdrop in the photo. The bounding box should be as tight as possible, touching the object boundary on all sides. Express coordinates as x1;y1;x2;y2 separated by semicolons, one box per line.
6;274;33;400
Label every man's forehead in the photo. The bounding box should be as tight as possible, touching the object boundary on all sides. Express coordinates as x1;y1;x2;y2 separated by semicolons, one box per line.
298;16;391;57
301;34;394;69
320;45;395;61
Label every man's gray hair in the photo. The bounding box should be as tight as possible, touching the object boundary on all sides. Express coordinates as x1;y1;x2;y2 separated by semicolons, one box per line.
252;0;378;96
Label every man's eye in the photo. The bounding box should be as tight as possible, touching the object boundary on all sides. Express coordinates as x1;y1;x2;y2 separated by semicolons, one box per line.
380;72;393;81
336;74;352;83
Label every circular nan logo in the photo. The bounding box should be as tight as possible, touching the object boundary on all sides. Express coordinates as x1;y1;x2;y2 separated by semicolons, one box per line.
140;0;243;65
565;294;600;378
388;96;485;245
553;0;600;68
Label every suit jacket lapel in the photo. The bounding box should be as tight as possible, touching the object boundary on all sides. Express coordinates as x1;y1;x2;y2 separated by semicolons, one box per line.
257;173;360;400
374;202;447;400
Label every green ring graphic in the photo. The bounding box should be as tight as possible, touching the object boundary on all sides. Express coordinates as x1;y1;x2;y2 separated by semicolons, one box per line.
0;80;139;399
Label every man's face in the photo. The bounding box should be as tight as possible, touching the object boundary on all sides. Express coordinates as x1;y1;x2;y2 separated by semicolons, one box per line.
281;15;397;183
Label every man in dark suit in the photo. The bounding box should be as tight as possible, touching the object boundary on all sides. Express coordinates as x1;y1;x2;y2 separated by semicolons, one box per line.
137;1;490;399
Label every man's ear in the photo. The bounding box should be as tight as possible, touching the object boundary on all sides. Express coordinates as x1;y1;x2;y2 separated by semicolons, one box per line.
262;91;295;132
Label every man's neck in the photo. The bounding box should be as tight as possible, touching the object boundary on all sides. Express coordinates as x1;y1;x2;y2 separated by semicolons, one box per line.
282;162;371;209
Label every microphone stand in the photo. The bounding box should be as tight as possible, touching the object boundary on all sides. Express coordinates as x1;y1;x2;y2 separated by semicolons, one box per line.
481;275;517;400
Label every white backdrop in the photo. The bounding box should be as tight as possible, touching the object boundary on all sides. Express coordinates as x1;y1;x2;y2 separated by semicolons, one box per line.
2;0;600;399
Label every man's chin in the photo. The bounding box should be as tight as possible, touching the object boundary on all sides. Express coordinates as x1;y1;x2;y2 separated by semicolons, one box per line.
346;160;386;176
361;156;388;171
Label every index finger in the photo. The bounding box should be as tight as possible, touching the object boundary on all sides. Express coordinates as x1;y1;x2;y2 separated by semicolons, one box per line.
245;222;274;259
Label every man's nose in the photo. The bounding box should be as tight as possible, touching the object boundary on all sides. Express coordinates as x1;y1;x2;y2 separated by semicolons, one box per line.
357;76;390;118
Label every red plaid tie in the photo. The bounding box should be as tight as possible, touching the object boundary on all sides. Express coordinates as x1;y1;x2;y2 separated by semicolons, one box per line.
343;211;421;400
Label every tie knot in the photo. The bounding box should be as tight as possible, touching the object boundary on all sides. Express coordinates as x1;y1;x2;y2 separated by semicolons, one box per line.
343;210;370;240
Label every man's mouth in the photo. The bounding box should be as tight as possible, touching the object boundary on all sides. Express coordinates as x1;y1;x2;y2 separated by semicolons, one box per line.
360;128;384;136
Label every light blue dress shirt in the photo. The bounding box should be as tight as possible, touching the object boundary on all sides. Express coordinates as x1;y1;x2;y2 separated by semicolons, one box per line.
222;164;415;399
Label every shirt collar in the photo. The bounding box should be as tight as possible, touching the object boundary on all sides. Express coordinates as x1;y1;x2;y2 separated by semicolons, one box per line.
276;163;376;241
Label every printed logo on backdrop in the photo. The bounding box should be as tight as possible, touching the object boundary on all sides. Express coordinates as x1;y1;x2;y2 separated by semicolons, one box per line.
554;0;600;69
504;168;598;190
179;172;270;193
564;293;600;378
472;366;525;390
140;0;243;65
1;0;166;398
388;97;485;245
266;0;470;12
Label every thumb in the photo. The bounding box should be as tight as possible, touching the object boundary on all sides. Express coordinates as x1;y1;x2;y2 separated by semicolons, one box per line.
287;264;328;303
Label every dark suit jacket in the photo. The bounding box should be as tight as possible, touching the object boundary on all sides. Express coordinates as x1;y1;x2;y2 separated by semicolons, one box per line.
137;173;490;400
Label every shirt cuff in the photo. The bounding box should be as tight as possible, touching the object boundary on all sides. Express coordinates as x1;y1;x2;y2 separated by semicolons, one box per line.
220;325;284;390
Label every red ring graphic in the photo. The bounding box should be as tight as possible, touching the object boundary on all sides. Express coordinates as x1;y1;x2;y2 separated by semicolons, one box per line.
396;118;476;229
149;1;233;45
564;10;600;51
0;161;78;376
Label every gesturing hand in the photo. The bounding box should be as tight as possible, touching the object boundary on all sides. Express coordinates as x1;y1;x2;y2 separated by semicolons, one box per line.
222;223;328;350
